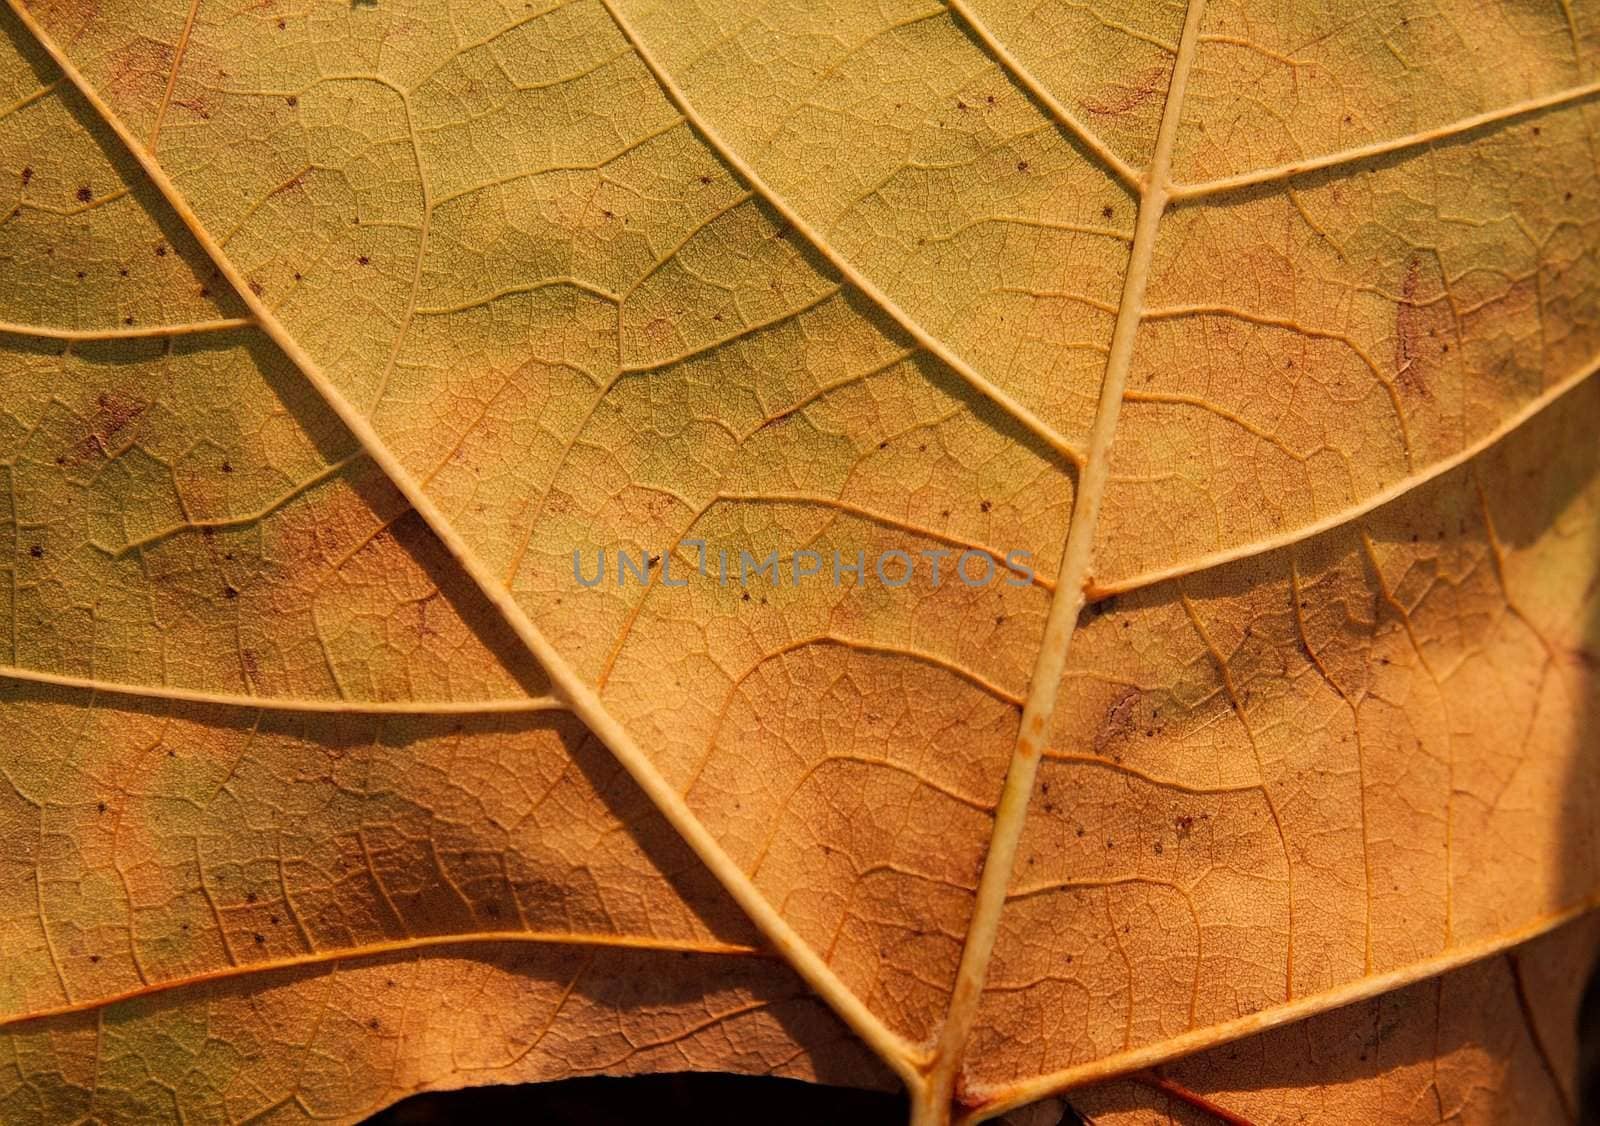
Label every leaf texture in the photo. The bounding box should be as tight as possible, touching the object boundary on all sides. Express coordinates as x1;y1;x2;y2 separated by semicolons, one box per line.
0;0;1596;1122
999;913;1599;1126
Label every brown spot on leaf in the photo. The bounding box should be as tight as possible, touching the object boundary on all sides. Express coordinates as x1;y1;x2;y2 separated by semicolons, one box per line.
75;186;93;202
1393;256;1443;400
61;391;150;467
1079;65;1167;116
1093;686;1141;757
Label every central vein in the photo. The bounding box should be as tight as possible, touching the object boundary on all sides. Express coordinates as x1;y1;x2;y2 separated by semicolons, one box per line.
916;2;1211;1120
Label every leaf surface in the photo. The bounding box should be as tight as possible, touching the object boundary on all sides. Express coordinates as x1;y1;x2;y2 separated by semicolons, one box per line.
0;0;1596;1122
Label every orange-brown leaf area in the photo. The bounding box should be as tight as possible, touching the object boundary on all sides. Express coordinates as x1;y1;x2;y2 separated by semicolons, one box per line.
0;0;1595;1122
999;914;1599;1126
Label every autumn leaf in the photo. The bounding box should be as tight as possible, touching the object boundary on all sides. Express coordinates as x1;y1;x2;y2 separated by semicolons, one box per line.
0;0;1596;1123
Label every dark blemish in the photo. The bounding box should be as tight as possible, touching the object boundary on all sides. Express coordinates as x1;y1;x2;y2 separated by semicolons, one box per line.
245;891;258;904
979;499;992;512
123;316;135;325
287;95;298;107
602;208;614;219
1074;826;1085;837
76;186;92;202
1532;126;1541;136
1015;160;1029;173
29;545;42;558
119;267;129;277
154;244;167;257
772;222;790;239
76;270;86;279
1566;191;1574;202
1393;256;1437;399
940;509;950;518
89;954;101;963
293;272;303;281
97;801;107;813
956;99;968;111
1095;685;1141;756
1079;65;1166;116
254;932;265;944
698;174;712;185
1174;814;1194;839
1101;205;1114;220
20;166;31;185
917;443;926;452
995;615;1004;625
269;914;280;925
276;18;286;30
199;286;210;298
223;585;238;599
878;440;889;450
1153;841;1163;855
1105;838;1114;849
357;255;370;266
741;591;751;602
248;280;265;297
385;978;396;988
367;1018;380;1030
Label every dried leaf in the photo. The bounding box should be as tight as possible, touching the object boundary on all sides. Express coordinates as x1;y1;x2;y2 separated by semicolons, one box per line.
0;1;1595;1122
